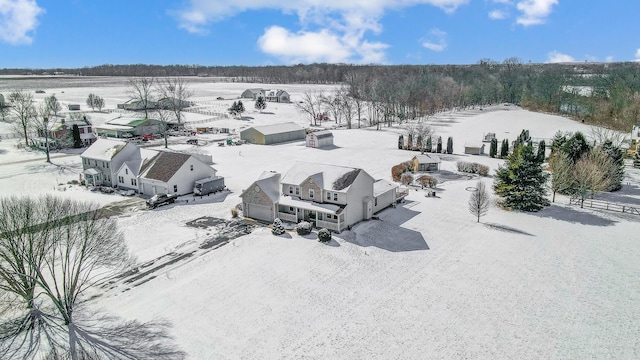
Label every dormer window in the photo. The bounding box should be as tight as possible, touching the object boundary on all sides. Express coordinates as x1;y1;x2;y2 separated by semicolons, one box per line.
309;189;314;199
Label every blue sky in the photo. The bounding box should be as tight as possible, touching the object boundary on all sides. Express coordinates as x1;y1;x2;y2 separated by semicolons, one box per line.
1;0;639;68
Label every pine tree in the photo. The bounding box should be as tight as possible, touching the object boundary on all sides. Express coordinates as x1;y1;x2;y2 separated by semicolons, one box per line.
271;218;285;235
398;135;404;149
446;137;453;154
228;101;238;117
489;138;498;158
236;100;245;118
254;96;267;113
500;138;509;158
561;131;590;162
536;140;546;162
436;136;442;153
494;145;550;212
550;130;567;154
601;140;624;191
72;124;82;148
425;136;432;152
407;133;413;150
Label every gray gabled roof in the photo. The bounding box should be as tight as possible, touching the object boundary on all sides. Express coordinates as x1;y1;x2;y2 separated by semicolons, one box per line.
413;154;441;164
246;122;304;136
281;161;365;192
140;151;191;182
81;138;131;161
309;130;333;139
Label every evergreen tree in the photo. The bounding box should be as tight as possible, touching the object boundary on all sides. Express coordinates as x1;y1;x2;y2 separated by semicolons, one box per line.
254;96;267;113
601;140;625;191
72;124;82;148
633;151;640;168
550;130;568;154
271;218;285;235
425;136;432;152
228;101;238;117
560;131;590;162
398;135;404;149
236;100;245;118
500;138;509;158
494;145;550;212
536;140;546;162
407;133;413;150
489;138;498;158
446;136;453;154
416;135;423;152
436;136;442;153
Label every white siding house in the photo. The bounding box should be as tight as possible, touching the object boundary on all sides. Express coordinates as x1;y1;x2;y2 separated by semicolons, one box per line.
80;139;140;186
138;151;217;196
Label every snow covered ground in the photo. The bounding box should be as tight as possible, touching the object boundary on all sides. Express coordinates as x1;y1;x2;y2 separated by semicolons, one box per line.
1;79;639;359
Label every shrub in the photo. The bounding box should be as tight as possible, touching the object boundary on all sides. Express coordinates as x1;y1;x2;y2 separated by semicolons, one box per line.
317;228;332;243
417;175;437;188
456;161;490;176
296;221;312;235
391;165;404;182
271;218;285;235
400;173;414;186
230;208;239;218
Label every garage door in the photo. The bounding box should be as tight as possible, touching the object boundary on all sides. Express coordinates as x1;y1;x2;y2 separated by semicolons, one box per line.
247;204;271;222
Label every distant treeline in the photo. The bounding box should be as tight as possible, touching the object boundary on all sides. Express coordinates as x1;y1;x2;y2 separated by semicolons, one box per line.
2;59;639;131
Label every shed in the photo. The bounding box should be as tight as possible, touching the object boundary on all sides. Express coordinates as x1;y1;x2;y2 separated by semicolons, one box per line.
68;104;81;111
464;142;486;155
240;122;305;145
411;154;441;172
305;130;334;148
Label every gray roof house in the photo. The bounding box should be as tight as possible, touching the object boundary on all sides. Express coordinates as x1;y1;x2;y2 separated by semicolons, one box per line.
240;122;306;145
264;89;290;103
241;88;266;100
464;142;486;155
138;151;218;196
241;162;399;232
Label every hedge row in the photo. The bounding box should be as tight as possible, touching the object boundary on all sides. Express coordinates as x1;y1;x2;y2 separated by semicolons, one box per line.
456;161;490;176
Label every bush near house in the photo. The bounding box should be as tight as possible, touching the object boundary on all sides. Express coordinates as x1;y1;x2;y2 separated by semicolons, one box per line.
400;173;414;186
457;161;490;176
296;221;312;235
317;228;332;243
417;174;437;188
271;218;285;235
391;161;413;181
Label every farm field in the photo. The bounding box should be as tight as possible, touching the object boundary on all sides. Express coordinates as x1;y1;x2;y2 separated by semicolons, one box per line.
0;78;639;359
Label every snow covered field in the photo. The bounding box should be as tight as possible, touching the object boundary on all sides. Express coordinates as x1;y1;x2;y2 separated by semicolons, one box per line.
1;78;639;359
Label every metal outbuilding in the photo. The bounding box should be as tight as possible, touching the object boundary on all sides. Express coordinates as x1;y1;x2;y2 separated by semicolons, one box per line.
240;122;306;145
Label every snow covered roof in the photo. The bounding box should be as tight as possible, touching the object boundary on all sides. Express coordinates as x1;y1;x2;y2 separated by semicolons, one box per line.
464;142;485;148
108;118;148;127
253;171;281;202
281;161;364;192
308;130;333;139
374;179;398;197
97;124;133;131
81;138;131;161
249;122;304;135
413;154;441;164
279;196;341;214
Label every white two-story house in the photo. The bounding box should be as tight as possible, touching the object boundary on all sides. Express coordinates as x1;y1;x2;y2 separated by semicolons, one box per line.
81;139;140;186
242;162;399;232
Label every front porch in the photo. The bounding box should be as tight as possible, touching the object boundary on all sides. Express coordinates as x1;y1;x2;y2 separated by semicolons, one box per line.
83;168;104;186
277;196;346;232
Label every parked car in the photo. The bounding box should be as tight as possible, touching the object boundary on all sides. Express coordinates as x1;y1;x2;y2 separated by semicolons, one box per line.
186;138;198;145
119;189;136;196
146;193;177;209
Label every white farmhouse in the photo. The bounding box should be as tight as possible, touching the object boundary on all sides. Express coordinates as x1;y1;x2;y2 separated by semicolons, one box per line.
138;151;218;196
81;139;140;186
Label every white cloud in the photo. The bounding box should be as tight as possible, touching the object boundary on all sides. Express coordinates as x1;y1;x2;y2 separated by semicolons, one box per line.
635;49;640;62
546;51;575;63
516;0;558;26
605;55;614;63
174;0;469;63
0;0;45;45
421;29;447;52
488;10;507;20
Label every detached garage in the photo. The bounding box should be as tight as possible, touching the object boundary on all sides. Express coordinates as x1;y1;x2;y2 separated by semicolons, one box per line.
240;122;306;145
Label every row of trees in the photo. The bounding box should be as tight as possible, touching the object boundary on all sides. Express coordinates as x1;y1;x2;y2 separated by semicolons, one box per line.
0;196;184;359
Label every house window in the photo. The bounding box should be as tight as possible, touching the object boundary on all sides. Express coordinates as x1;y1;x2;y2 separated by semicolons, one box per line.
334;215;338;220
289;207;293;212
295;187;300;195
327;192;331;200
289;186;293;194
333;193;338;201
309;189;314;199
131;178;137;186
174;185;178;193
118;176;124;183
79;128;84;134
190;165;194;171
318;213;323;220
125;169;128;175
375;198;378;206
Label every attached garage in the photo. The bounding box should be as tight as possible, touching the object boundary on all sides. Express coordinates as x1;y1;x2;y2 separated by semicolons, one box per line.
240;122;306;145
245;204;273;222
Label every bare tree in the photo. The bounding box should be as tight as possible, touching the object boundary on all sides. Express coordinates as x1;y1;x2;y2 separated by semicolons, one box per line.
44;94;62;120
156;77;192;125
154;108;176;149
8;90;36;147
0;102;9;122
336;86;354;129
570;148;615;207
548;152;572;202
468;181;490;222
295;90;324;126
589;127;628;148
321;92;342;125
127;77;156;119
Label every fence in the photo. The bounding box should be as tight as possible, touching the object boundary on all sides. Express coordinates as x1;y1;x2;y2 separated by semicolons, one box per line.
569;197;640;216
